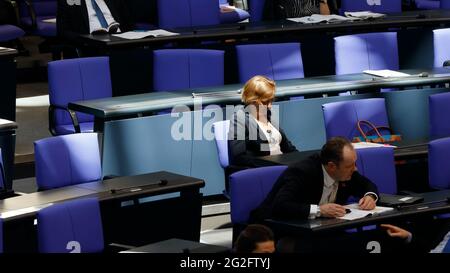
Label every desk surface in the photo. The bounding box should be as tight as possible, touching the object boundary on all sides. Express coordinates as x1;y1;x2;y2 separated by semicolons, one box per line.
259;141;429;166
0;171;205;221
69;68;450;120
122;238;229;253
0;48;17;57
0;119;18;131
78;10;450;49
267;190;450;233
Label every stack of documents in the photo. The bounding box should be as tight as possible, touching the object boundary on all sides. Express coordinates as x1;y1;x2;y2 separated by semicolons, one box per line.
113;29;179;40
288;14;353;24
344;11;386;20
363;69;411;78
339;203;394;220
352;142;397;149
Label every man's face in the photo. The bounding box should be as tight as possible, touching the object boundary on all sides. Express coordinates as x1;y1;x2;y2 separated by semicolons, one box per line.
252;240;276;253
328;146;357;181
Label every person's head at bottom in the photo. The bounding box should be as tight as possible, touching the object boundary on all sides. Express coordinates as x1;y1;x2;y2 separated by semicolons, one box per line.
234;224;275;253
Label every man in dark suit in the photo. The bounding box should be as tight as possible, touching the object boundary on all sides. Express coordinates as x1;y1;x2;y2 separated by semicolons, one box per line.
57;0;134;39
251;137;378;222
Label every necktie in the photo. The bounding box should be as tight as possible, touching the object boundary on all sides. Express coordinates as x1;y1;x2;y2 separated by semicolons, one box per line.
91;0;108;29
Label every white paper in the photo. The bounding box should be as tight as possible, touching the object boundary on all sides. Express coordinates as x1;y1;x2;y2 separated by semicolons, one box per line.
344;11;386;20
288;14;353;24
113;30;179;40
363;69;411;78
352;142;397;149
338;203;394;220
42;18;57;23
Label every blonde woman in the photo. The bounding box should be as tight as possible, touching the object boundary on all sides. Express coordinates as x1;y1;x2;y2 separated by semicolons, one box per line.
228;75;298;168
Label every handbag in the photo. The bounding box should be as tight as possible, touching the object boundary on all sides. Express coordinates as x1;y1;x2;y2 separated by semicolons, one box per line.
352;120;402;143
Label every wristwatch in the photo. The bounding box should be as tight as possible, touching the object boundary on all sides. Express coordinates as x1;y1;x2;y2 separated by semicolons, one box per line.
316;207;321;217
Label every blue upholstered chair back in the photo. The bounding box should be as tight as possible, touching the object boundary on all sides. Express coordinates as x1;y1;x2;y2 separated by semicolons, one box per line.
19;0;57;36
441;0;450;8
157;0;220;29
429;137;450;190
356;147;397;194
37;198;104;253
415;0;440;9
0;25;25;42
219;0;250;24
48;57;112;135
236;42;304;83
334;32;399;75
0;148;4;189
433;28;450;67
212;120;230;169
153;49;224;91
230;166;287;224
34;133;102;190
429;92;450;139
0;218;3;253
322;98;390;140
248;0;265;22
340;0;401;13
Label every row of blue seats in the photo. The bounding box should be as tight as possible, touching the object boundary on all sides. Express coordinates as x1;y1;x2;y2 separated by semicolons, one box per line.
47;28;450;135
213;95;450;194
4;0;450;44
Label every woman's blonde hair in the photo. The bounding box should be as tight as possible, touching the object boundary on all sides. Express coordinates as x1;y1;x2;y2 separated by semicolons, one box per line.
241;75;275;105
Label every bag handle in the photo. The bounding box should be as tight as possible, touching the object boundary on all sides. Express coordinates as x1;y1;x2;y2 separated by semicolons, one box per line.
357;120;385;142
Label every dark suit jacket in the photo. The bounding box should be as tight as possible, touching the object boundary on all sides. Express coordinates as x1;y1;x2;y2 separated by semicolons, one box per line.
57;0;134;39
263;0;339;21
250;153;379;222
228;109;298;168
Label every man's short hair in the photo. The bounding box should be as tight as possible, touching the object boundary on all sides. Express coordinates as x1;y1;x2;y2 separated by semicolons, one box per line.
234;224;274;253
320;137;353;166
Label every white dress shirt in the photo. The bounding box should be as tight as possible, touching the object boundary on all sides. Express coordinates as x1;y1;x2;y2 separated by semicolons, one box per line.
255;119;283;156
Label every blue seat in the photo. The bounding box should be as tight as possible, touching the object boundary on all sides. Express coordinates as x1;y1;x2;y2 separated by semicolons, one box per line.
0;218;2;253
47;57;112;135
212;120;230;170
334;32;399;75
0;148;5;189
230;166;287;236
247;0;265;22
219;0;250;24
153;49;224;92
441;0;450;8
428;137;450;190
236;43;304;83
37;198;104;253
429;92;450;139
322;98;390;140
433;28;450;67
34;133;102;190
415;0;440;9
356;147;397;194
157;0;220;29
19;0;57;37
0;24;25;42
340;0;401;13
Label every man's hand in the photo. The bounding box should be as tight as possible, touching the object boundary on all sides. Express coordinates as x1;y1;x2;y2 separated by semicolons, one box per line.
319;1;331;15
359;195;376;210
380;224;411;240
319;203;346;218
